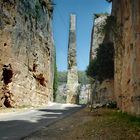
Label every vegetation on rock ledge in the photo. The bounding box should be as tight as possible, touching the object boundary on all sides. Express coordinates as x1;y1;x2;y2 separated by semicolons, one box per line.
86;42;114;82
94;13;109;19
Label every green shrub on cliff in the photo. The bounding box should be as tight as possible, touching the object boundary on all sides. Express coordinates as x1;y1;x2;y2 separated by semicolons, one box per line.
86;42;114;82
94;13;109;19
106;0;112;3
78;71;90;85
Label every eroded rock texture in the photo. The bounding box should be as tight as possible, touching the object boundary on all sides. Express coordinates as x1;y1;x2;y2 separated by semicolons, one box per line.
66;14;79;104
112;0;140;115
90;15;107;60
0;0;54;107
91;80;114;105
89;15;115;105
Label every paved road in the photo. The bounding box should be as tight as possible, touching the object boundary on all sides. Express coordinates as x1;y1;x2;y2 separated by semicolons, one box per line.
0;103;84;140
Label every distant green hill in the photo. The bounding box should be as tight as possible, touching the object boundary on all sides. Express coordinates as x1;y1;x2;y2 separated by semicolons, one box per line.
57;71;89;85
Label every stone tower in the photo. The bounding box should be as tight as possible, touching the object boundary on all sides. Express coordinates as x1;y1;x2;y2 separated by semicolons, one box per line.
66;14;79;104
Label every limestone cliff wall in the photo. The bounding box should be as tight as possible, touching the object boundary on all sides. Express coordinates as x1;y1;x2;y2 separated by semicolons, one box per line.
89;15;115;105
90;15;107;60
92;80;114;104
0;0;54;107
112;0;140;115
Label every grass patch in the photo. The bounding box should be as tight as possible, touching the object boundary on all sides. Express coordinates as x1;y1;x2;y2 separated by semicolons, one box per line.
24;108;140;140
111;111;140;127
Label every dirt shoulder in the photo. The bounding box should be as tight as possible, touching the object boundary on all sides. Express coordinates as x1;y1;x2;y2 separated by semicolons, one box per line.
0;103;56;115
23;107;140;140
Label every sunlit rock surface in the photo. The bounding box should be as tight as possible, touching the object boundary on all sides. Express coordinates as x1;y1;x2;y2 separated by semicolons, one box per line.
112;0;140;115
90;15;107;60
0;0;54;107
66;14;79;104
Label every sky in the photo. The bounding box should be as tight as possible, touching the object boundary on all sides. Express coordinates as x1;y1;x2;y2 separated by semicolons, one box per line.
53;0;111;71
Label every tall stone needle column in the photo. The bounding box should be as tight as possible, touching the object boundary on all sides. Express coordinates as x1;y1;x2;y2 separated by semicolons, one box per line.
66;14;79;104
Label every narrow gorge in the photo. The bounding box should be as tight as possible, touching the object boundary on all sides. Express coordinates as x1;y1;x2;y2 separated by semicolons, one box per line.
0;1;140;139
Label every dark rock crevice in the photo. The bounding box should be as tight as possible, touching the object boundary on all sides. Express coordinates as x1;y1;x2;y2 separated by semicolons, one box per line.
0;64;14;108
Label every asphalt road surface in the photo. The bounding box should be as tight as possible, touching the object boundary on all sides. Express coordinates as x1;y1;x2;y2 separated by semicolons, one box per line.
0;103;84;140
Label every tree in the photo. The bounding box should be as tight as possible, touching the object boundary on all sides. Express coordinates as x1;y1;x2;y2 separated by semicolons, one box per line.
86;58;98;79
57;71;67;85
86;42;114;82
78;71;89;85
94;13;109;19
57;71;89;85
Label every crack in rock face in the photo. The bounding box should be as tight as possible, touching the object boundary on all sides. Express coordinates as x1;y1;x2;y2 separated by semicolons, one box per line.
2;64;13;85
0;64;14;108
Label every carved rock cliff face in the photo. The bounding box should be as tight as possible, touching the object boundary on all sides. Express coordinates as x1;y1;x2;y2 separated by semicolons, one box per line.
89;15;115;105
91;80;114;105
112;0;140;115
0;0;54;107
90;16;107;60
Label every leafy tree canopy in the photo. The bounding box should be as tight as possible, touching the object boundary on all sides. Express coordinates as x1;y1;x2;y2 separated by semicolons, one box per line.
86;42;114;82
78;71;90;85
94;12;109;19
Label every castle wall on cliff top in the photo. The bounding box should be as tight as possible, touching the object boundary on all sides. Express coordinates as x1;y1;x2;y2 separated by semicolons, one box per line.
0;0;54;107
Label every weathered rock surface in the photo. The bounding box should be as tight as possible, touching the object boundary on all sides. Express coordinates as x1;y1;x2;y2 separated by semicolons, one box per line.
66;14;79;104
112;0;140;115
89;15;115;105
0;0;54;107
90;15;107;60
91;80;115;105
